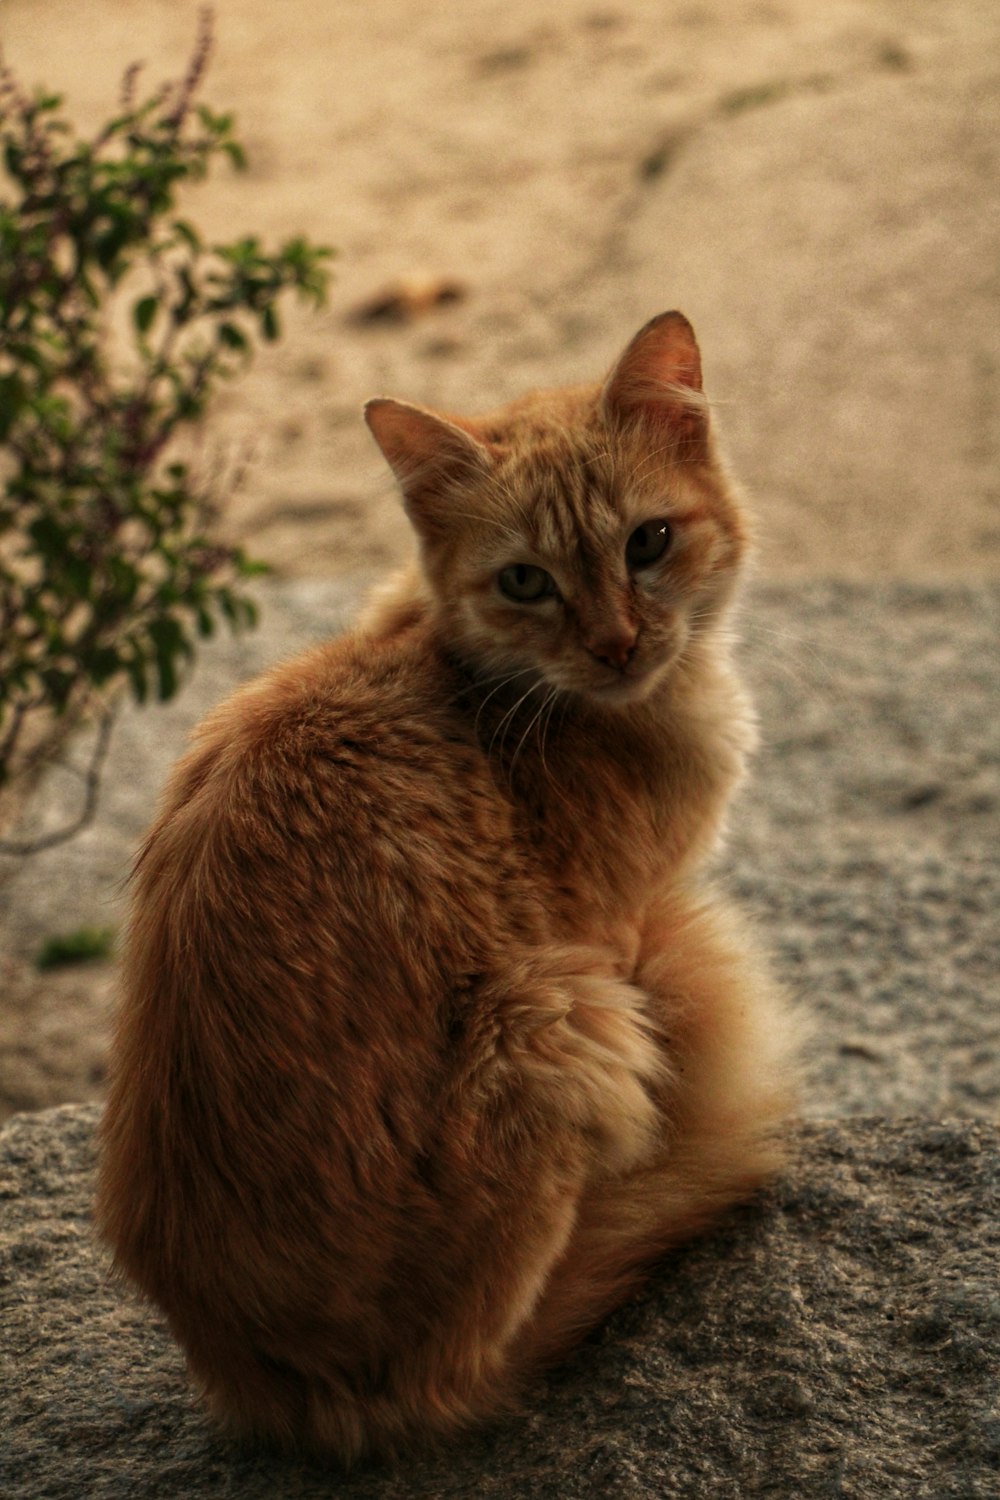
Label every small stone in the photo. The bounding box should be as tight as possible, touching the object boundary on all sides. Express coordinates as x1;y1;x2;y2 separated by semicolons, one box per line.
348;275;467;326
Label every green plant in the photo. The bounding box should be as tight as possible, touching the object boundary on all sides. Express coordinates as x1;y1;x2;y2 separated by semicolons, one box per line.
0;13;331;851
35;924;115;971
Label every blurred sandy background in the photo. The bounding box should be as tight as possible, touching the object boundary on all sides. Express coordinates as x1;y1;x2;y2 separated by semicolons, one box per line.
1;0;997;1116
5;0;997;581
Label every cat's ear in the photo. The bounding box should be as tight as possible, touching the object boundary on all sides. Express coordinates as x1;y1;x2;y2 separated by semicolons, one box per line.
600;311;708;459
364;398;493;536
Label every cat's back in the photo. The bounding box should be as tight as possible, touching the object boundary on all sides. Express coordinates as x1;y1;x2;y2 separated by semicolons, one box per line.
125;621;524;1044
103;623;558;1384
145;619;501;899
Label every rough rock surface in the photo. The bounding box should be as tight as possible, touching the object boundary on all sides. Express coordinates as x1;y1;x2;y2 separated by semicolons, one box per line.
3;579;997;1121
2;1107;997;1500
1;582;995;1497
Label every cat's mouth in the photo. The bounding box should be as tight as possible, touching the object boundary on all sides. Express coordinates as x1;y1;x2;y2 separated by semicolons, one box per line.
585;661;669;707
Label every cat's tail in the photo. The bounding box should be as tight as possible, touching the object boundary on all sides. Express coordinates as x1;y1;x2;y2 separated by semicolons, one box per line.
509;892;800;1371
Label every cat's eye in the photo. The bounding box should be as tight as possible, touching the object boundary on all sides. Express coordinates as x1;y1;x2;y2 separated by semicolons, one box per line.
497;564;557;602
625;519;672;570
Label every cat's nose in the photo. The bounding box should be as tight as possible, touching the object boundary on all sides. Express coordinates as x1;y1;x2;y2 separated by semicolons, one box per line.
585;629;638;671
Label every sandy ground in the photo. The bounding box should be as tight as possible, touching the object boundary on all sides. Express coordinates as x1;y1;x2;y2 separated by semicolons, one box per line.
1;0;998;1117
5;0;999;580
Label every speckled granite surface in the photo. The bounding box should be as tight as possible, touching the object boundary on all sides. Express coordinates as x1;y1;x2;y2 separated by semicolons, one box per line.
2;1108;997;1499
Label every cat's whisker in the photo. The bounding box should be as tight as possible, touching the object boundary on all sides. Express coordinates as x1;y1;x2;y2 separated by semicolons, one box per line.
472;666;540;737
506;683;574;815
631;435;717;484
375;449;531;547
535;687;556;776
743;620;833;669
581;445;615;472
491;684;539;747
685;602;728;634
628;440;688;485
509;684;559;780
536;686;564;783
738;621;843;700
473;664;539;694
489;680;544;764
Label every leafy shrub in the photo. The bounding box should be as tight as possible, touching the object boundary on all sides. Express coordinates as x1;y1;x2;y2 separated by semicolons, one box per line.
0;15;331;850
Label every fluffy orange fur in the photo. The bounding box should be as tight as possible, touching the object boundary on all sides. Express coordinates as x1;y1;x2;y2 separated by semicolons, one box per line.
97;313;796;1462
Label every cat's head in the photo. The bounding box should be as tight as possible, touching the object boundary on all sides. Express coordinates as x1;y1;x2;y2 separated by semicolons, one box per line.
365;312;749;707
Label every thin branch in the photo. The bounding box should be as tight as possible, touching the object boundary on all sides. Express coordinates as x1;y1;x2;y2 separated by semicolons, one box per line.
0;699;28;771
163;7;214;128
0;701;118;856
119;61;144;114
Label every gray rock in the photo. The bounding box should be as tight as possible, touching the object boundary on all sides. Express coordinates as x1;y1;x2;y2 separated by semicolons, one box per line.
1;1106;997;1499
3;582;996;1494
2;580;997;1121
733;581;1000;1119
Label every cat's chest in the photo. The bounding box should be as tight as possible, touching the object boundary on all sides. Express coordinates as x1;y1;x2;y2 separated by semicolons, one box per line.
506;737;668;937
498;690;743;943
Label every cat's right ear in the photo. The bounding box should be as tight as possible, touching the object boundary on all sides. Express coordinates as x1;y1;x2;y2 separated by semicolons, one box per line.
364;398;493;537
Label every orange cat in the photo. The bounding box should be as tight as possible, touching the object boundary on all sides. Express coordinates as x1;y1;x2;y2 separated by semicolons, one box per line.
97;312;796;1462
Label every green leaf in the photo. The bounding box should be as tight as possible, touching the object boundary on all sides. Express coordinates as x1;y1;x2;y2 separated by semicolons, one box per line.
63;554;92;600
107;556;139;605
218;320;248;352
133;294;158;334
194;604;216;638
36;926;115;971
0;374;27;441
85;645;122;685
125;650;149;705
235;556;270;578
27;514;71;561
155;650;177;700
171;219;202;252
0;40;334;821
40;666;74;713
94;219;134;273
146;614;192;701
3;142;23;181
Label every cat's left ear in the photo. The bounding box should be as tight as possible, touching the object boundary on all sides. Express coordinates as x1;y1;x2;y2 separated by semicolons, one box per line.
600;311;709;460
364;398;494;537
